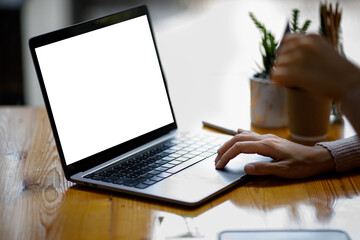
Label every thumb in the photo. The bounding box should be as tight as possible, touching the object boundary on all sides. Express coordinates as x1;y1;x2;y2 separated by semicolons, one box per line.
244;162;284;176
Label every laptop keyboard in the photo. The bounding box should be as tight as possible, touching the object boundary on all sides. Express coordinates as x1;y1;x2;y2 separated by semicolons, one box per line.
84;134;225;189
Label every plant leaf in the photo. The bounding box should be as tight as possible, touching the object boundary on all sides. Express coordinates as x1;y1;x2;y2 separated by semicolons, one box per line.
300;20;312;33
291;9;299;32
249;11;278;75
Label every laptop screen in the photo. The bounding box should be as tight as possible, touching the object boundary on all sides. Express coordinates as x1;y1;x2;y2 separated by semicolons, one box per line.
34;15;174;165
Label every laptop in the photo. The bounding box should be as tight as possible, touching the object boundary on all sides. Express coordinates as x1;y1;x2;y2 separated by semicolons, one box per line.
29;5;271;206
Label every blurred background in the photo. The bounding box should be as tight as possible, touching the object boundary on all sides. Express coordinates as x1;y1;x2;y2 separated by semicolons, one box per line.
2;0;360;129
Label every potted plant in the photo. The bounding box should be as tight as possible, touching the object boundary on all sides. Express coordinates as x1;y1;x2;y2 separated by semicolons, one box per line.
249;12;288;128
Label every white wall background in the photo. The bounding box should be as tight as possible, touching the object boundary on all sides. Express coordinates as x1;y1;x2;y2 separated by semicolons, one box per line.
22;0;71;106
21;0;360;130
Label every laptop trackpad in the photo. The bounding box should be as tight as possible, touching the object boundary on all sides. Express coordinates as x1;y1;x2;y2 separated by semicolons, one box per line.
172;153;272;184
222;153;273;174
156;154;272;204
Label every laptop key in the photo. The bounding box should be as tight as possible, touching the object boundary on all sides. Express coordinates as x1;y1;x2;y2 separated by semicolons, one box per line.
113;177;132;184
183;153;196;159
162;156;175;161
90;175;104;181
150;176;164;182
176;157;189;162
149;170;161;175
123;177;148;187
169;153;181;158
164;149;177;154
157;172;172;178
162;163;175;168
143;179;156;185
154;166;169;172
102;176;119;183
157;152;169;158
115;173;127;178
98;171;109;177
155;159;170;165
134;183;148;189
149;162;162;168
169;160;182;165
140;173;154;179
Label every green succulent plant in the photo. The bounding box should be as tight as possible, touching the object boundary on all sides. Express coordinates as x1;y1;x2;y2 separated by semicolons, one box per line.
249;9;311;79
249;12;278;79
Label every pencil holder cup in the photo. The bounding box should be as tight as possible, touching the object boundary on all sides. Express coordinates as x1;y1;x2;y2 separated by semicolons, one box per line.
250;76;288;128
287;88;332;144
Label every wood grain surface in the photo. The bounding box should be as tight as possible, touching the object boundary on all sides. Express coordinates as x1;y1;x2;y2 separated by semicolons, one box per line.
1;107;359;240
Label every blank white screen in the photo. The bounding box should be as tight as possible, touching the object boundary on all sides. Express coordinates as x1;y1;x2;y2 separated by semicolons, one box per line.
35;15;174;165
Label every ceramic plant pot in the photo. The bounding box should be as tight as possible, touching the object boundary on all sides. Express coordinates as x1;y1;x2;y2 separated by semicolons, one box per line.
250;76;288;128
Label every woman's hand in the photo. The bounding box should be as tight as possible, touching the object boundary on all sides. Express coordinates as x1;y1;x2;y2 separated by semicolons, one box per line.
271;34;360;101
215;129;335;179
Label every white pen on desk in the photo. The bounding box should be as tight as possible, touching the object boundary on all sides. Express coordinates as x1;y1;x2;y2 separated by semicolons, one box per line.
202;121;238;136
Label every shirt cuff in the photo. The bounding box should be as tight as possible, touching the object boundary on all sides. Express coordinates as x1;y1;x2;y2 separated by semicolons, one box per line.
316;135;360;172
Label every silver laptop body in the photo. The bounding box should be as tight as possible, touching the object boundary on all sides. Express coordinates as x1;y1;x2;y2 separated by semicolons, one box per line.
29;5;271;206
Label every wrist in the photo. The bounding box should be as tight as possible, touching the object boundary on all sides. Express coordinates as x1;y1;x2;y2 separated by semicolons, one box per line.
312;145;335;174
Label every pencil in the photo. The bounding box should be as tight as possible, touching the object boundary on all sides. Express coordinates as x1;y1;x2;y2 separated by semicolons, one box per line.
202;121;238;136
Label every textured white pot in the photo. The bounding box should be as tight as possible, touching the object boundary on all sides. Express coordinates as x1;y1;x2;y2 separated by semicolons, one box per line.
250;76;288;128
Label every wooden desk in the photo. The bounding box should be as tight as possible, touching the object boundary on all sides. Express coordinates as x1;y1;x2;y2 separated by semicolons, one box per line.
1;107;360;240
